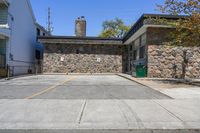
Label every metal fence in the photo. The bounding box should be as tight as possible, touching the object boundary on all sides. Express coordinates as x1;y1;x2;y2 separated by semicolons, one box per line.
0;64;43;79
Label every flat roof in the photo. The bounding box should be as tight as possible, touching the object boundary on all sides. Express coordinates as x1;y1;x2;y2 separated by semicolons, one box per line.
0;0;9;6
142;14;188;19
38;36;122;40
38;36;123;45
123;14;188;42
35;23;51;35
38;14;189;45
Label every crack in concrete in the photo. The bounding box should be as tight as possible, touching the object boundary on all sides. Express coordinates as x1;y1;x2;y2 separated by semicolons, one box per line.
100;83;145;129
120;100;145;128
115;100;131;127
153;100;188;128
77;100;87;124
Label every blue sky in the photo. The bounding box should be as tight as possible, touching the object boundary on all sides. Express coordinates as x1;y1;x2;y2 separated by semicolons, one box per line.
30;0;164;36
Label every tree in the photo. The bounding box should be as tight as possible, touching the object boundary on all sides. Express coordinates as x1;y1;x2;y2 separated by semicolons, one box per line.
156;0;200;46
157;0;200;79
99;18;130;38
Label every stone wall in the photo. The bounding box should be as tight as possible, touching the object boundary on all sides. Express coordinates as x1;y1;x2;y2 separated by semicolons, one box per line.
43;44;127;73
147;28;200;79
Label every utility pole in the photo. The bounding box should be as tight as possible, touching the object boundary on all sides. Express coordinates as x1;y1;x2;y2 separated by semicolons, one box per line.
47;7;53;34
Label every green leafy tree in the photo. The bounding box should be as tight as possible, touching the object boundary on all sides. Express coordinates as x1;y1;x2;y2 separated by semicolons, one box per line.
157;0;200;46
156;0;199;79
99;18;130;38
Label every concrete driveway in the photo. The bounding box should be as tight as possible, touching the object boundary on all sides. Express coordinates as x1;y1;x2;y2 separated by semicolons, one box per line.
0;75;200;133
0;75;170;99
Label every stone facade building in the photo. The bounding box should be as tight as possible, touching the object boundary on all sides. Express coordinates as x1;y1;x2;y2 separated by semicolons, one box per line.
123;14;200;79
148;45;200;79
38;14;200;79
39;36;127;73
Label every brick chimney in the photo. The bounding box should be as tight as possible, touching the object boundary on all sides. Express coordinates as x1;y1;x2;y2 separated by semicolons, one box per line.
75;16;86;37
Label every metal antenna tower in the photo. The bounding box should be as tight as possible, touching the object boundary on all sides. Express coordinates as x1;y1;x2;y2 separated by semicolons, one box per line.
47;7;53;34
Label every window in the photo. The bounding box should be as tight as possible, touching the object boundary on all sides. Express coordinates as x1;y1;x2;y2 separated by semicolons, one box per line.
0;39;6;55
133;50;137;60
79;46;84;52
130;52;133;58
0;39;6;67
129;45;132;51
35;50;41;60
129;63;132;71
43;33;46;36
76;49;80;54
0;4;8;25
135;38;140;48
139;46;146;59
0;55;5;68
37;28;40;36
141;33;147;46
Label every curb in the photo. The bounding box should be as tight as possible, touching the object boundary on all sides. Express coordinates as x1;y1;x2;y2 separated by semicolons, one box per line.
0;74;37;81
117;73;200;88
43;73;67;75
43;73;119;76
117;74;153;89
185;81;200;87
68;73;119;76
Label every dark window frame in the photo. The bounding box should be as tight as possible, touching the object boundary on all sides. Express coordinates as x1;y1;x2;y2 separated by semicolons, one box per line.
0;4;8;25
0;39;6;68
133;50;137;60
37;28;40;36
35;50;41;60
129;45;132;51
76;49;80;54
139;46;146;59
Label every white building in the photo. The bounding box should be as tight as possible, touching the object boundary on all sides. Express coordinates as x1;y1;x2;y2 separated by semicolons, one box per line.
0;0;49;76
36;23;50;37
35;23;50;73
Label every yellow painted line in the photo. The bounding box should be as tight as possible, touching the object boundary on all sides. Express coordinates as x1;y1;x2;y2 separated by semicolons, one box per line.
24;76;77;99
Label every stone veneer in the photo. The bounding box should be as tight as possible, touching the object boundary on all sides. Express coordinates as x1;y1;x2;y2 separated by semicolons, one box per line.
147;27;200;79
148;45;200;79
43;44;127;73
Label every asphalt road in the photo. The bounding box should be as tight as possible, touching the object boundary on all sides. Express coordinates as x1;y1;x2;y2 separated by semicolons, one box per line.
0;75;170;99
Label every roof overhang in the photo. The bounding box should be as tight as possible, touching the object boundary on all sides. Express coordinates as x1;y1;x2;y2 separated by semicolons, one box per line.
0;35;6;39
123;14;189;42
0;28;11;38
38;36;124;45
123;25;172;45
0;0;9;6
35;23;51;36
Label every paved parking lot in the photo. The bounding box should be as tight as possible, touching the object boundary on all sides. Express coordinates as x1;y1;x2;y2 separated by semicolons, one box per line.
0;75;170;99
0;75;200;132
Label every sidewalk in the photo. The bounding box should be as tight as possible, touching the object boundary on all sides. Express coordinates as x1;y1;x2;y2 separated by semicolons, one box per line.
117;73;200;99
0;99;200;132
117;73;197;90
